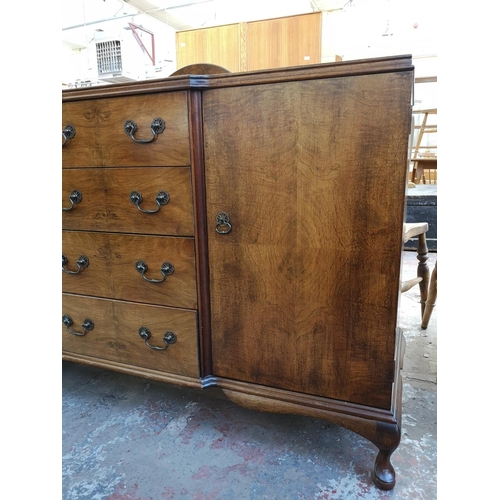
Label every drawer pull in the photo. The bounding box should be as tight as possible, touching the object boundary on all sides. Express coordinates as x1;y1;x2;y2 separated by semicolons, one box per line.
215;212;232;234
129;190;170;213
62;125;76;146
62;190;83;211
138;327;177;350
62;254;89;274
62;314;94;336
124;117;165;144
135;260;174;283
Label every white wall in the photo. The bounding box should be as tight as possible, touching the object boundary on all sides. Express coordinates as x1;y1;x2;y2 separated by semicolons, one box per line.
321;1;437;60
320;1;437;112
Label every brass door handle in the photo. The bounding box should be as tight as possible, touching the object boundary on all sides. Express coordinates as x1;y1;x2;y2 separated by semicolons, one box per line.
215;212;232;234
62;254;89;274
138;327;177;350
123;118;165;143
135;260;174;283
62;190;83;211
129;190;170;213
62;125;76;146
62;314;94;336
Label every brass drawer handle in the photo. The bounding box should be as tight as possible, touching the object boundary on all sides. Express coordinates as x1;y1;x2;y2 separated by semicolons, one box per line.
135;260;174;283
215;212;232;234
62;254;89;274
124;117;165;143
62;125;76;146
62;190;83;211
138;327;177;350
62;314;94;336
129;190;170;213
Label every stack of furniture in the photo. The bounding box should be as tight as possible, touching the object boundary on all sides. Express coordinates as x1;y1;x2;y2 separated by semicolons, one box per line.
62;55;414;490
410;108;437;185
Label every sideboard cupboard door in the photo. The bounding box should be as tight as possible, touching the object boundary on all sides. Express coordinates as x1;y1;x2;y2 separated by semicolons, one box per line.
204;72;413;410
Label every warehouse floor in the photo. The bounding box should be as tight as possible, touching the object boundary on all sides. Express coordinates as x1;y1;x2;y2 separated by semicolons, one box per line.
62;250;437;500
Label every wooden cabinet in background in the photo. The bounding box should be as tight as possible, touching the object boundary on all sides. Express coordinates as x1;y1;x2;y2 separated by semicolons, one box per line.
62;55;414;490
176;22;246;72
246;12;321;70
176;12;322;72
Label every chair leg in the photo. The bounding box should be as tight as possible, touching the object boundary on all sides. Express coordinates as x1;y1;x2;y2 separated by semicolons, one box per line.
421;262;437;329
416;233;430;318
412;162;424;184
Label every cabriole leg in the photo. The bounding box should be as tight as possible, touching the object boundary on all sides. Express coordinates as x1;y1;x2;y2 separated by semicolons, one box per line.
373;447;397;490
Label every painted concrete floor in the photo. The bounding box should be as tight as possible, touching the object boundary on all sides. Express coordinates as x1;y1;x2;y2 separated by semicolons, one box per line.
62;251;437;500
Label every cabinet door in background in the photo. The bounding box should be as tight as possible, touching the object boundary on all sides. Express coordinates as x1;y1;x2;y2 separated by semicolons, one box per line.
176;24;243;73
247;12;321;70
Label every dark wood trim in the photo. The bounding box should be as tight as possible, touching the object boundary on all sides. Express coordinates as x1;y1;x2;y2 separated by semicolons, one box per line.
185;54;413;90
62;55;413;101
188;90;213;377
62;352;204;389
391;328;405;425
201;376;397;424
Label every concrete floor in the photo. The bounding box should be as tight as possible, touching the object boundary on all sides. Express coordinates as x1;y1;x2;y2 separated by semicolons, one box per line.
62;251;437;500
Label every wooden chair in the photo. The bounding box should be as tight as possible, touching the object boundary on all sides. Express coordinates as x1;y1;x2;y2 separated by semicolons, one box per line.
421;261;437;329
402;223;436;328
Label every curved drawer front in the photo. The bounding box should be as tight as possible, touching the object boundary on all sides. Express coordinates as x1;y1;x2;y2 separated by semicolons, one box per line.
62;92;190;168
62;231;197;309
62;167;194;236
62;294;199;377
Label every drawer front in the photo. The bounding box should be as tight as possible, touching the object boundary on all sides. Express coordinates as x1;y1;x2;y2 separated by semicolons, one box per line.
62;231;197;309
100;92;191;166
62;167;194;236
63;92;190;168
62;294;199;378
62;100;102;167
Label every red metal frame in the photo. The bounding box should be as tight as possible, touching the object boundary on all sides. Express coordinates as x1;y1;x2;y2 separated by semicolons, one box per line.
128;23;155;66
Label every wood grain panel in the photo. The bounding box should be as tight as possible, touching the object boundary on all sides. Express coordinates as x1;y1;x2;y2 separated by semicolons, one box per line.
99;92;190;166
62;100;102;167
63;92;190;168
62;231;197;309
62;168;106;230
62;167;194;236
203;72;412;409
62;231;114;298
62;294;199;377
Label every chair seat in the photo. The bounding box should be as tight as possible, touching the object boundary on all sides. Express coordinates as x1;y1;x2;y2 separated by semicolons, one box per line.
403;222;429;243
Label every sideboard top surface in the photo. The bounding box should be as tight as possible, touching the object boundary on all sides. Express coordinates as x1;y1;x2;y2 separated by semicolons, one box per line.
62;54;414;101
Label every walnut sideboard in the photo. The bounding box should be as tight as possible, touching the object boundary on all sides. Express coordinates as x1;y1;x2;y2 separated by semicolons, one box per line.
62;55;414;490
